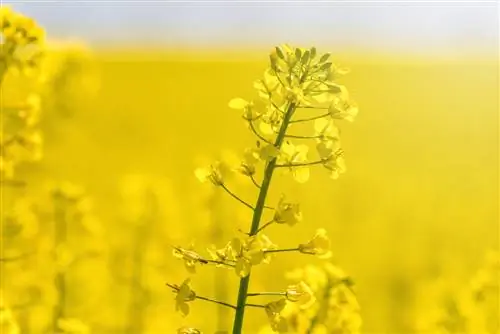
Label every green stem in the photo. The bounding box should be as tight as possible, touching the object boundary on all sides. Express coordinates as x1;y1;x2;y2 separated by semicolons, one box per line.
289;112;329;123
275;160;325;168
264;248;300;254
247;292;286;297
255;220;274;234
221;184;254;210
231;102;296;334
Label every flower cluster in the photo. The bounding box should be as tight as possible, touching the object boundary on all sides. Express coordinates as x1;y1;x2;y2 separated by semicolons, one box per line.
0;93;43;182
168;44;359;333
274;263;362;334
0;7;45;184
0;6;44;77
420;251;500;334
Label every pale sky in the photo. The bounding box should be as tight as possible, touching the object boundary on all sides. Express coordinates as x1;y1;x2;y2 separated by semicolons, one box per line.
6;0;499;56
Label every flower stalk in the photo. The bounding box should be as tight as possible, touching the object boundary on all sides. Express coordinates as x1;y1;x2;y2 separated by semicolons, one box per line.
232;101;297;333
171;44;359;333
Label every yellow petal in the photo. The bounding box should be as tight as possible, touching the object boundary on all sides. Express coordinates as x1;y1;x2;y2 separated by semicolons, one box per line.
228;98;249;110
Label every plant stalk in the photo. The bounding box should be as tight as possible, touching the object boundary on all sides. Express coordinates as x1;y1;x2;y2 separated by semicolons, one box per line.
231;102;296;334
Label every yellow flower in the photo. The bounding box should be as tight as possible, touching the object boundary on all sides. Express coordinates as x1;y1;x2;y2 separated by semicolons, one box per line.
314;118;340;143
206;242;233;267
329;95;358;122
253;69;280;100
171;279;196;317
299;228;332;258
172;246;206;274
194;162;225;186
286;281;316;309
236;147;261;176
273;194;302;226
18;94;41;127
265;298;289;333
232;234;277;277
279;141;310;183
285;86;305;104
324;152;346;180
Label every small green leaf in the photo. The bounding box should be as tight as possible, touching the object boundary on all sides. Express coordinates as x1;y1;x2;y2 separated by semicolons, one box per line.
310;47;317;59
320;62;332;71
295;48;302;60
327;82;343;94
275;46;285;59
319;53;331;63
302;50;310;64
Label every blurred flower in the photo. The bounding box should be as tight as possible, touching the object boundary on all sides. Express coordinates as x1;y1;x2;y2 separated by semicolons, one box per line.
57;318;90;334
265;298;288;333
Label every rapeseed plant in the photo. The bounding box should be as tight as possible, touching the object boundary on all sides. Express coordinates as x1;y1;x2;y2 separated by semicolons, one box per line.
1;8;45;332
0;5;44;185
168;44;359;333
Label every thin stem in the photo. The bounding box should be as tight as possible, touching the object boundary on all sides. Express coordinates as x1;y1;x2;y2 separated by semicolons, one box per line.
275;160;325;168
247;292;286;297
220;184;254;210
205;258;235;267
289;112;330;124
196;296;237;310
250;175;261;189
166;283;237;309
284;134;322;139
248;121;273;145
264;248;300;254
255;220;274;234
245;303;266;308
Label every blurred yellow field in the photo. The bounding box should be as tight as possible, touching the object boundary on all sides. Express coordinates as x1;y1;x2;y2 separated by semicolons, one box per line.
1;7;499;334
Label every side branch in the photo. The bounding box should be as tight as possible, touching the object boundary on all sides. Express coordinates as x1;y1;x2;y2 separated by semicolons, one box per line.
220;184;254;210
166;283;237;310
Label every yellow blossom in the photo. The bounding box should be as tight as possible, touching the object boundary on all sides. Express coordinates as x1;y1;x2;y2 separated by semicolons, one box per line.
286;281;316;309
279;141;310;183
232;234;277;277
299;228;332;258
273;194;303;226
171;279;196;317
329;95;358;122
195;162;226;186
172;246;206;274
